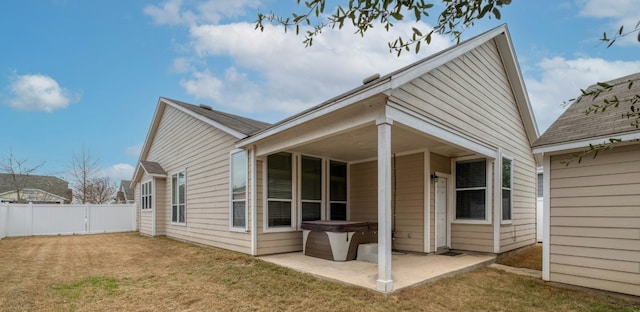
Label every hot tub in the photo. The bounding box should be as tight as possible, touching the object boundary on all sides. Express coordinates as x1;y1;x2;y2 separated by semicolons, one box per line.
301;220;377;261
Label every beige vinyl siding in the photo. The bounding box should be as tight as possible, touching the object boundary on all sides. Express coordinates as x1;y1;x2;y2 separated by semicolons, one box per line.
255;159;303;255
154;178;167;236
350;160;377;222
430;153;451;252
548;144;640;296
145;105;251;254
450;224;494;252
389;39;536;253
392;153;425;252
344;154;427;252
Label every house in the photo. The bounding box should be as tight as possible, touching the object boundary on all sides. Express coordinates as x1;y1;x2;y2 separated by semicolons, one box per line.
131;24;539;292
0;173;72;204
115;179;134;204
532;73;640;296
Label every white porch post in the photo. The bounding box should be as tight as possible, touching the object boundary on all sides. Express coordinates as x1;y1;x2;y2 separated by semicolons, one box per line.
376;118;393;292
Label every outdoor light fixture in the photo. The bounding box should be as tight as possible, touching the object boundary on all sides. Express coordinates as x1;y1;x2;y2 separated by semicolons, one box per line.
430;174;439;182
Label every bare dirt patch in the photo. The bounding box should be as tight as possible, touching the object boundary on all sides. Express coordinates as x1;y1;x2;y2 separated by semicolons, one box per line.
0;233;636;311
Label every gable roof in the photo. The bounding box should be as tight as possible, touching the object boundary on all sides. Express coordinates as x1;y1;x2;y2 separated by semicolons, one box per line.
237;24;538;148
167;98;271;136
131;161;167;187
133;98;271;186
0;173;70;200
533;72;640;153
119;179;134;201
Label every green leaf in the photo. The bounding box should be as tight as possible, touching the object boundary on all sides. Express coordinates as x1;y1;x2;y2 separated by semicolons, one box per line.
415;40;421;53
412;27;422;37
492;8;501;19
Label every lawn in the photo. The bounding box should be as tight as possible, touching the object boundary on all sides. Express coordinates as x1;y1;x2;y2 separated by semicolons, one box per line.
496;243;543;271
0;233;637;311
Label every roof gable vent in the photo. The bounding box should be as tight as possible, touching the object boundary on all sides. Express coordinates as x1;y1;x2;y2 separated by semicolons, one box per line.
199;104;212;110
362;73;380;85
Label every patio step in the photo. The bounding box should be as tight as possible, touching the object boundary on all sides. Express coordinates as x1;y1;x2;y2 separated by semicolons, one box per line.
357;243;378;263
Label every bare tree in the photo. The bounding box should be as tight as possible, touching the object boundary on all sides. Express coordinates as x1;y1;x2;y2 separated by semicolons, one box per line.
87;177;117;204
0;149;44;203
69;146;100;204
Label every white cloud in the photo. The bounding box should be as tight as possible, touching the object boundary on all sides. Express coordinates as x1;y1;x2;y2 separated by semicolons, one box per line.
124;144;143;157
578;0;640;45
181;22;451;117
101;163;135;182
526;56;640;133
6;74;79;112
144;0;260;25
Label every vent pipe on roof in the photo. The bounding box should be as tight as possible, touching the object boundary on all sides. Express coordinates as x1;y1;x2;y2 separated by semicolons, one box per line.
362;73;380;85
199;104;212;110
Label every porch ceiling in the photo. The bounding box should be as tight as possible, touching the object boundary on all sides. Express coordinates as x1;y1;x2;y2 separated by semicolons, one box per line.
289;123;470;162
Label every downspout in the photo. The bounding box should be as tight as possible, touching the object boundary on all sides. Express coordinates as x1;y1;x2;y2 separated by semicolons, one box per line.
250;146;258;256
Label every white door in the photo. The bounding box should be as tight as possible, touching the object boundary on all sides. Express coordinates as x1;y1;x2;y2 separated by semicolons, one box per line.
436;177;448;249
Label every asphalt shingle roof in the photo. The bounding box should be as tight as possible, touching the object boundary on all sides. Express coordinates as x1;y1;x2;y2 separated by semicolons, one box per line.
140;161;166;176
0;173;70;199
533;72;640;147
166;98;271;136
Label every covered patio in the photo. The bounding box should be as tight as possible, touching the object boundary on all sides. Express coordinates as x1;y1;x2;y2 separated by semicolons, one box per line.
259;251;496;292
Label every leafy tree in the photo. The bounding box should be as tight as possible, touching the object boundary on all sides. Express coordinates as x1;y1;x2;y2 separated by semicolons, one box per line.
0;149;44;203
256;0;511;55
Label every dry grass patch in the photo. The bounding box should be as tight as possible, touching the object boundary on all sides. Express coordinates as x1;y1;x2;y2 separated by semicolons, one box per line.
0;233;636;311
497;243;543;271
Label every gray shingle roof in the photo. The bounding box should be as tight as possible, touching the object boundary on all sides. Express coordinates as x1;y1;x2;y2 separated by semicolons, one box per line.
165;98;271;136
0;173;71;200
140;161;166;176
533;72;640;147
119;179;133;200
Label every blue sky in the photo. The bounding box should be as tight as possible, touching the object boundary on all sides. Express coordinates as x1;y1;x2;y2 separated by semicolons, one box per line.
1;0;639;182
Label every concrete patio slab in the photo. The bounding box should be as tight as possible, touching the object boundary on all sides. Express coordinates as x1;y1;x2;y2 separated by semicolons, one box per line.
259;251;496;292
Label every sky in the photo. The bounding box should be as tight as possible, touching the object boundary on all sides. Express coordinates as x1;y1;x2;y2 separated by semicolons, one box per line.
0;0;639;183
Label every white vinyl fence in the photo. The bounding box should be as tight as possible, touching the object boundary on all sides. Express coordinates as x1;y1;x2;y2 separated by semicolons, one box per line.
0;203;136;238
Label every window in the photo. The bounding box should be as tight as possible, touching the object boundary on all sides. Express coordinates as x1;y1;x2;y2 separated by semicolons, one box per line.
231;151;247;229
267;152;293;228
455;159;486;220
141;180;152;210
502;157;512;221
537;173;543;198
301;156;322;222
171;170;186;224
329;161;347;220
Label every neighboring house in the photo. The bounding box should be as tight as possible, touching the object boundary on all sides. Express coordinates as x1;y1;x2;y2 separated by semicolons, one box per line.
131;24;539;292
116;179;134;204
0;173;72;204
532;72;640;296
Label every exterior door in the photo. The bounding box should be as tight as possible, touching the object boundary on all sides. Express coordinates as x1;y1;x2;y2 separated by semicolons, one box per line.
436;177;448;249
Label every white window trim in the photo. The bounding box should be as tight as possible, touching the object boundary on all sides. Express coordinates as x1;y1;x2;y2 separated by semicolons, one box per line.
230;149;248;232
298;155;325;228
263;153;296;233
170;169;187;226
501;155;514;224
451;156;492;225
141;179;153;211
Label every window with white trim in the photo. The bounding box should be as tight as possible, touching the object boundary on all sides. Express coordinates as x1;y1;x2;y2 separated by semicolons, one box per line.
329;160;347;220
455;159;487;220
231;151;247;229
502;157;512;221
301;155;322;222
171;170;186;224
267;152;293;228
141;180;152;210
